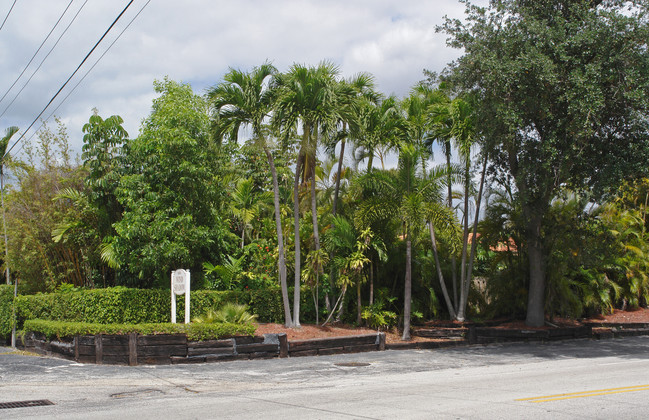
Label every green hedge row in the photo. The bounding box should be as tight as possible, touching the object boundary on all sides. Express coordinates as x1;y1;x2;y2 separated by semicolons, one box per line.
14;287;284;327
23;319;256;341
0;285;13;339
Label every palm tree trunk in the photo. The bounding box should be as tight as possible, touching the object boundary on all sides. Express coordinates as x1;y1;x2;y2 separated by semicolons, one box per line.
456;160;471;322
332;124;346;216
310;165;320;252
293;151;305;328
462;153;488;317
264;145;292;327
402;233;412;341
445;147;458;310
369;259;374;305
356;277;362;325
429;221;456;319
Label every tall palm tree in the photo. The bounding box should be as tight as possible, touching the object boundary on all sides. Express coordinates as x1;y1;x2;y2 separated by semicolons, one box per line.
355;144;447;340
208;63;294;327
273;61;341;327
1;126;18;285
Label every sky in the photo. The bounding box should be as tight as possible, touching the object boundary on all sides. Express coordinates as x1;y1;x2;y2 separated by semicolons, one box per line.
0;0;482;160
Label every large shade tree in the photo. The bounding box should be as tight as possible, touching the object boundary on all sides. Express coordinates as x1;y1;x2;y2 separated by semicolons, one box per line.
441;0;649;326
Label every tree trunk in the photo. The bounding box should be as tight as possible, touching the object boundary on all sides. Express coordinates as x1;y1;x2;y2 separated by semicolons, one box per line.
292;151;305;328
456;160;472;322
429;222;456;319
356;276;362;325
264;146;292;327
369;259;374;305
525;211;546;327
402;235;412;341
332;126;346;216
459;153;488;320
310;165;321;252
445;147;458;310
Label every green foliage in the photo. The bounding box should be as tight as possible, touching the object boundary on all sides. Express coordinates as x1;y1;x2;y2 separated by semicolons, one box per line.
22;319;255;342
5;119;89;292
361;300;397;330
193;303;257;324
0;285;13;339
14;287;284;328
111;78;235;287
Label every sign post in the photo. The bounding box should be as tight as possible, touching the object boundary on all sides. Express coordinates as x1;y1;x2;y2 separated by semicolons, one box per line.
171;269;191;323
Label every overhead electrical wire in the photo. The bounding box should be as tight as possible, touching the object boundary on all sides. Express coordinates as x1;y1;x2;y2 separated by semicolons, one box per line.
0;0;89;120
12;0;151;159
0;0;17;32
0;0;76;107
4;0;135;159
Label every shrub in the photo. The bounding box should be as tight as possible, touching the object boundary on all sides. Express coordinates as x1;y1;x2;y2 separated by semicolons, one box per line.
22;319;255;341
15;287;284;328
193;303;257;324
0;285;13;339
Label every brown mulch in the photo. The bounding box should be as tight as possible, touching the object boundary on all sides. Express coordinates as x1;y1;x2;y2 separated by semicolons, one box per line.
255;307;649;343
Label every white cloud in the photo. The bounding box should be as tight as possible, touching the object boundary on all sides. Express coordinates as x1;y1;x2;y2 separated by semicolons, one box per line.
0;0;477;156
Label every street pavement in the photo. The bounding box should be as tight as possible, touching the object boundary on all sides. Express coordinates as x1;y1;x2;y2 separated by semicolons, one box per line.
1;336;648;419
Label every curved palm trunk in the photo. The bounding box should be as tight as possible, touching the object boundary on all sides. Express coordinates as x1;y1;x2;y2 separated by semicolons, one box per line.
264;146;292;327
402;233;412;341
292;151;305;328
429;221;456;319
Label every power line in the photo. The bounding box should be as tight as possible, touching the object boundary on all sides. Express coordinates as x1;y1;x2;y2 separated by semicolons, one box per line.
0;0;76;107
0;0;17;32
0;0;89;120
12;0;151;159
4;0;135;159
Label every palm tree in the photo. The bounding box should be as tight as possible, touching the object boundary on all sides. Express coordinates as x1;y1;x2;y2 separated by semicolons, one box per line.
273;61;341;327
355;144;447;340
1;126;18;285
229;178;270;249
208;63;293;327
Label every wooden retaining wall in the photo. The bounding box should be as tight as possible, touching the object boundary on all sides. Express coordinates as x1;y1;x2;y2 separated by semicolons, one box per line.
21;332;386;365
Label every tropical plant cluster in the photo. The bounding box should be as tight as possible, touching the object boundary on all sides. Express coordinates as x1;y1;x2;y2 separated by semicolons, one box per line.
1;1;648;336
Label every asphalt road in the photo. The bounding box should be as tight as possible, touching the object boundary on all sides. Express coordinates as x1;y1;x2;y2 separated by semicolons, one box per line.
1;336;649;419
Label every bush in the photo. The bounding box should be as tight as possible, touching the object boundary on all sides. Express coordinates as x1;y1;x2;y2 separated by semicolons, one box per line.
15;287;285;328
0;285;13;339
22;319;255;341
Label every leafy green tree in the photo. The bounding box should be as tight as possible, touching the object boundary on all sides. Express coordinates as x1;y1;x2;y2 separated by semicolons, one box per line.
208;63;294;327
440;0;649;326
112;78;234;287
5;120;87;292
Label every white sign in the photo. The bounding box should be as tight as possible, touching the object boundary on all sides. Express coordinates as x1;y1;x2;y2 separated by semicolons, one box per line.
172;270;187;295
171;269;191;324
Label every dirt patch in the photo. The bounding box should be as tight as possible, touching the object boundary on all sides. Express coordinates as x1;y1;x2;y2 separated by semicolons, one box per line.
254;323;433;344
584;307;649;324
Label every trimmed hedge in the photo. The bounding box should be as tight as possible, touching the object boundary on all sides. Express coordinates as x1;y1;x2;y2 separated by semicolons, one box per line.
0;285;13;339
15;287;284;327
23;319;256;341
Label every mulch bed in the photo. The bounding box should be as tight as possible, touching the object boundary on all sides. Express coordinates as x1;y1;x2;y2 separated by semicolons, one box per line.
255;307;649;343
